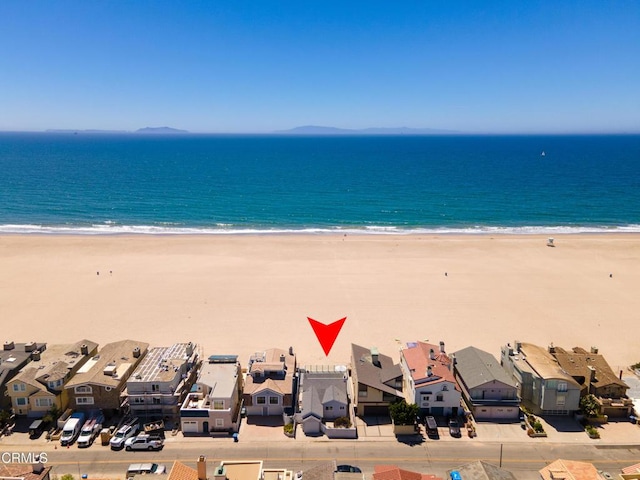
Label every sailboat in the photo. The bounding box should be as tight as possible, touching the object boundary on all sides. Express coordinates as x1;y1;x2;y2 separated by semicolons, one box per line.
541;151;546;157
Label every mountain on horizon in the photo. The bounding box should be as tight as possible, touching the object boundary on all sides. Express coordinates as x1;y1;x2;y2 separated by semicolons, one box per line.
275;125;458;135
136;126;189;134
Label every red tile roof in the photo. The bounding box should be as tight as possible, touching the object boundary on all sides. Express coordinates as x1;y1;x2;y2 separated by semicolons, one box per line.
374;465;442;480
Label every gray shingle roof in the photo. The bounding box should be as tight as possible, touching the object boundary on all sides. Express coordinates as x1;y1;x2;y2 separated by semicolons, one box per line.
351;344;403;396
453;346;516;389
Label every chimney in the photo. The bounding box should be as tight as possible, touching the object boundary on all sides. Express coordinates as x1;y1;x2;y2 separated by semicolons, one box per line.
31;350;41;361
590;346;598;354
620;369;623;380
186;342;194;356
279;354;285;362
197;455;207;480
25;341;37;352
439;341;445;353
371;347;380;367
588;365;597;383
429;348;435;360
32;463;45;475
289;346;294;356
427;366;433;377
548;343;555;354
133;347;141;358
81;344;89;355
4;341;15;351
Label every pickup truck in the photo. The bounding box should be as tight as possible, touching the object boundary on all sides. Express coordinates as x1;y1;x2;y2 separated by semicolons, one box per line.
125;434;164;451
110;423;139;450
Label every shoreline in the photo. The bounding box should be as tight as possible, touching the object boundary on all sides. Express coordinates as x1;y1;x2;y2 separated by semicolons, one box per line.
2;233;639;373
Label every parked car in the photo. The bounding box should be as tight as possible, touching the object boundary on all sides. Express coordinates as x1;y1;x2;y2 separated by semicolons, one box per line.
126;463;166;477
125;434;164;451
110;423;139;450
336;465;362;473
29;419;46;439
77;417;103;448
425;415;438;438
448;419;461;438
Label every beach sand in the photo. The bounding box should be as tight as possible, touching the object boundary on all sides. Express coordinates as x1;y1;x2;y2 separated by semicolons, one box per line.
1;234;639;372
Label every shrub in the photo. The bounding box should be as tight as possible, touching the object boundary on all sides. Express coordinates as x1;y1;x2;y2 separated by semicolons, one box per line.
631;361;640;370
283;423;294;435
585;425;600;438
389;400;419;426
334;416;351;428
533;421;544;433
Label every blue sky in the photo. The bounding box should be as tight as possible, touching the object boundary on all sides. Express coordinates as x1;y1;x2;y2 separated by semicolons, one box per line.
1;1;639;133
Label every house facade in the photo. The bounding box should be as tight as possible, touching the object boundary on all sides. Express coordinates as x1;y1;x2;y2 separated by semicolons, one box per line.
7;340;98;417
64;340;149;417
351;344;404;417
180;355;243;434
243;347;296;417
550;345;633;417
123;342;200;423
452;346;520;421
296;367;350;436
400;341;461;417
0;341;46;410
500;341;581;415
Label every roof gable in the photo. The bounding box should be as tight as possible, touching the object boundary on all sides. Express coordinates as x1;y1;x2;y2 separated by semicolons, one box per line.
453;346;516;390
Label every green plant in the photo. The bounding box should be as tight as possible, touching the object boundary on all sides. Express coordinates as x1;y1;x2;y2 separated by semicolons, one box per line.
0;410;11;427
389;400;419;426
580;394;600;417
283;423;294;435
585;425;600;438
631;361;640;370
61;475;75;480
334;416;351;428
533;421;544;433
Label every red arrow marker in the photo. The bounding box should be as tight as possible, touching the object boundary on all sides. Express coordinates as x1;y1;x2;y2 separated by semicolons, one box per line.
308;317;346;356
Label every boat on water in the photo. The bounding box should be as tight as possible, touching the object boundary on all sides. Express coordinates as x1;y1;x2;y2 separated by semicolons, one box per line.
541;151;546;157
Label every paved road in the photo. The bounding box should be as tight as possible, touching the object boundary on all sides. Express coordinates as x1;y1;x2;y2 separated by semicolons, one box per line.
3;438;639;480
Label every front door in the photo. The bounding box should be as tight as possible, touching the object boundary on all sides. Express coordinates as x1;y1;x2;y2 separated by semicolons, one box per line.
203;421;209;433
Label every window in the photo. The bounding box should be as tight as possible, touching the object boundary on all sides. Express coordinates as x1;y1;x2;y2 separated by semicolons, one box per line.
12;383;26;392
358;384;368;398
151;384;160;392
215;418;224;427
35;398;53;408
557;382;568;392
213;400;224;410
76;397;94;405
421;395;431;402
257;396;266;404
16;397;27;406
269;396;279;405
325;405;333;411
442;385;448;391
132;397;145;404
436;394;444;402
75;386;92;394
152;397;161;405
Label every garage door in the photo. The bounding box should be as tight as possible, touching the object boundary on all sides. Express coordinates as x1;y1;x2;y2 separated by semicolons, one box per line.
364;405;389;416
182;420;199;433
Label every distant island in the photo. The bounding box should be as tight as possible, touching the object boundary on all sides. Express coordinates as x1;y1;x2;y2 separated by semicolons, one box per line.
275;125;458;135
135;127;189;134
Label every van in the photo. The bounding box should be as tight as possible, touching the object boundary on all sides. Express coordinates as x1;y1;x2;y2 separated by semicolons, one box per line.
425;415;438;438
60;414;85;446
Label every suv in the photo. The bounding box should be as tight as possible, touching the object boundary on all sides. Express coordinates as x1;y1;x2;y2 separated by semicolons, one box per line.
110;423;139;450
125;434;164;451
448;419;461;438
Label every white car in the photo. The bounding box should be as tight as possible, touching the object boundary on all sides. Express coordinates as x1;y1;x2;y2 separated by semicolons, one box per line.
126;463;166;476
110;423;139;450
125;434;164;451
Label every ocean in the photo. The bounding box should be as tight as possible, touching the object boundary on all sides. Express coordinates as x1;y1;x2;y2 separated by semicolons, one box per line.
1;132;639;235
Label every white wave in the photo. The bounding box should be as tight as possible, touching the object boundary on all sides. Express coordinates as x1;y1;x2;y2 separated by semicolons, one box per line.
2;223;640;236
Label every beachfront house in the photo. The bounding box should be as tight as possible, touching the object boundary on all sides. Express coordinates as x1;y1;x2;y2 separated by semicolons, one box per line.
500;341;581;415
373;465;442;480
351;344;404;417
180;355;243;434
242;347;296;417
296;366;352;437
549;345;633;417
400;341;461;417
123;342;200;424
0;341;47;410
539;459;604;480
64;339;149;417
448;461;516;480
6;340;98;417
452;346;520;421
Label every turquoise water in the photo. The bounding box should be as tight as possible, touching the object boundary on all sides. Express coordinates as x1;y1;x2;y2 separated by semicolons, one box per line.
1;132;639;234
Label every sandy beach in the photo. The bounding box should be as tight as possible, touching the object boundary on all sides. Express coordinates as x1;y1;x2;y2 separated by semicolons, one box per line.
1;234;638;372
